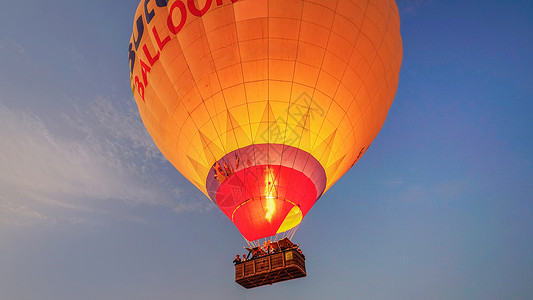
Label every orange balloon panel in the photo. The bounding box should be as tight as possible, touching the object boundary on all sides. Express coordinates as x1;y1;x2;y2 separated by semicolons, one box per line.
129;0;402;241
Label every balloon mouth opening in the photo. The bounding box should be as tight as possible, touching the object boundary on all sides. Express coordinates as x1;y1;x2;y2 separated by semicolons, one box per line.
230;198;303;235
206;144;326;241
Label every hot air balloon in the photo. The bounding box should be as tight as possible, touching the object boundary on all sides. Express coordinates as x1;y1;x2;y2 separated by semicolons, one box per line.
129;0;402;287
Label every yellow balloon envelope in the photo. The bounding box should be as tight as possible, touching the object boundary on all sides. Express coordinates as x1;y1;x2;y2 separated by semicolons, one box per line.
129;0;402;241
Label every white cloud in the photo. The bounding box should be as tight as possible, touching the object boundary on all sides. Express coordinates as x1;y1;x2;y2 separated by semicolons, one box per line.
398;0;434;17
0;39;25;54
0;98;210;228
1;102;152;202
386;179;405;187
0;197;50;226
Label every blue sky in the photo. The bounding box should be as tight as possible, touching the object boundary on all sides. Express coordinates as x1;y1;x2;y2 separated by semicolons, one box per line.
1;0;532;299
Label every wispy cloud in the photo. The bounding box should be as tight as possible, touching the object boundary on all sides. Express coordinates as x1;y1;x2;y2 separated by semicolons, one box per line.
0;97;211;228
384;178;470;204
0;197;50;226
0;39;25;54
398;0;434;17
386;179;405;187
1;102;154;203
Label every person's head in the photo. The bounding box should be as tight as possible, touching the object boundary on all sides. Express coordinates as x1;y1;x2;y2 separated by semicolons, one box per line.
236;254;240;258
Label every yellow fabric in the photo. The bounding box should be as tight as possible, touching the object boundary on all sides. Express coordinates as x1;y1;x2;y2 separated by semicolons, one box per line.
130;0;403;197
276;205;303;234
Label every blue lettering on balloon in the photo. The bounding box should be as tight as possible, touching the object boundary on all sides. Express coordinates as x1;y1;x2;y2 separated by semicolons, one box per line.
145;0;156;24
129;43;136;73
132;15;144;50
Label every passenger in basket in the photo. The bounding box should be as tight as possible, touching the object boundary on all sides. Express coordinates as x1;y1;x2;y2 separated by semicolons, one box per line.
233;254;241;265
297;248;305;258
262;240;272;254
